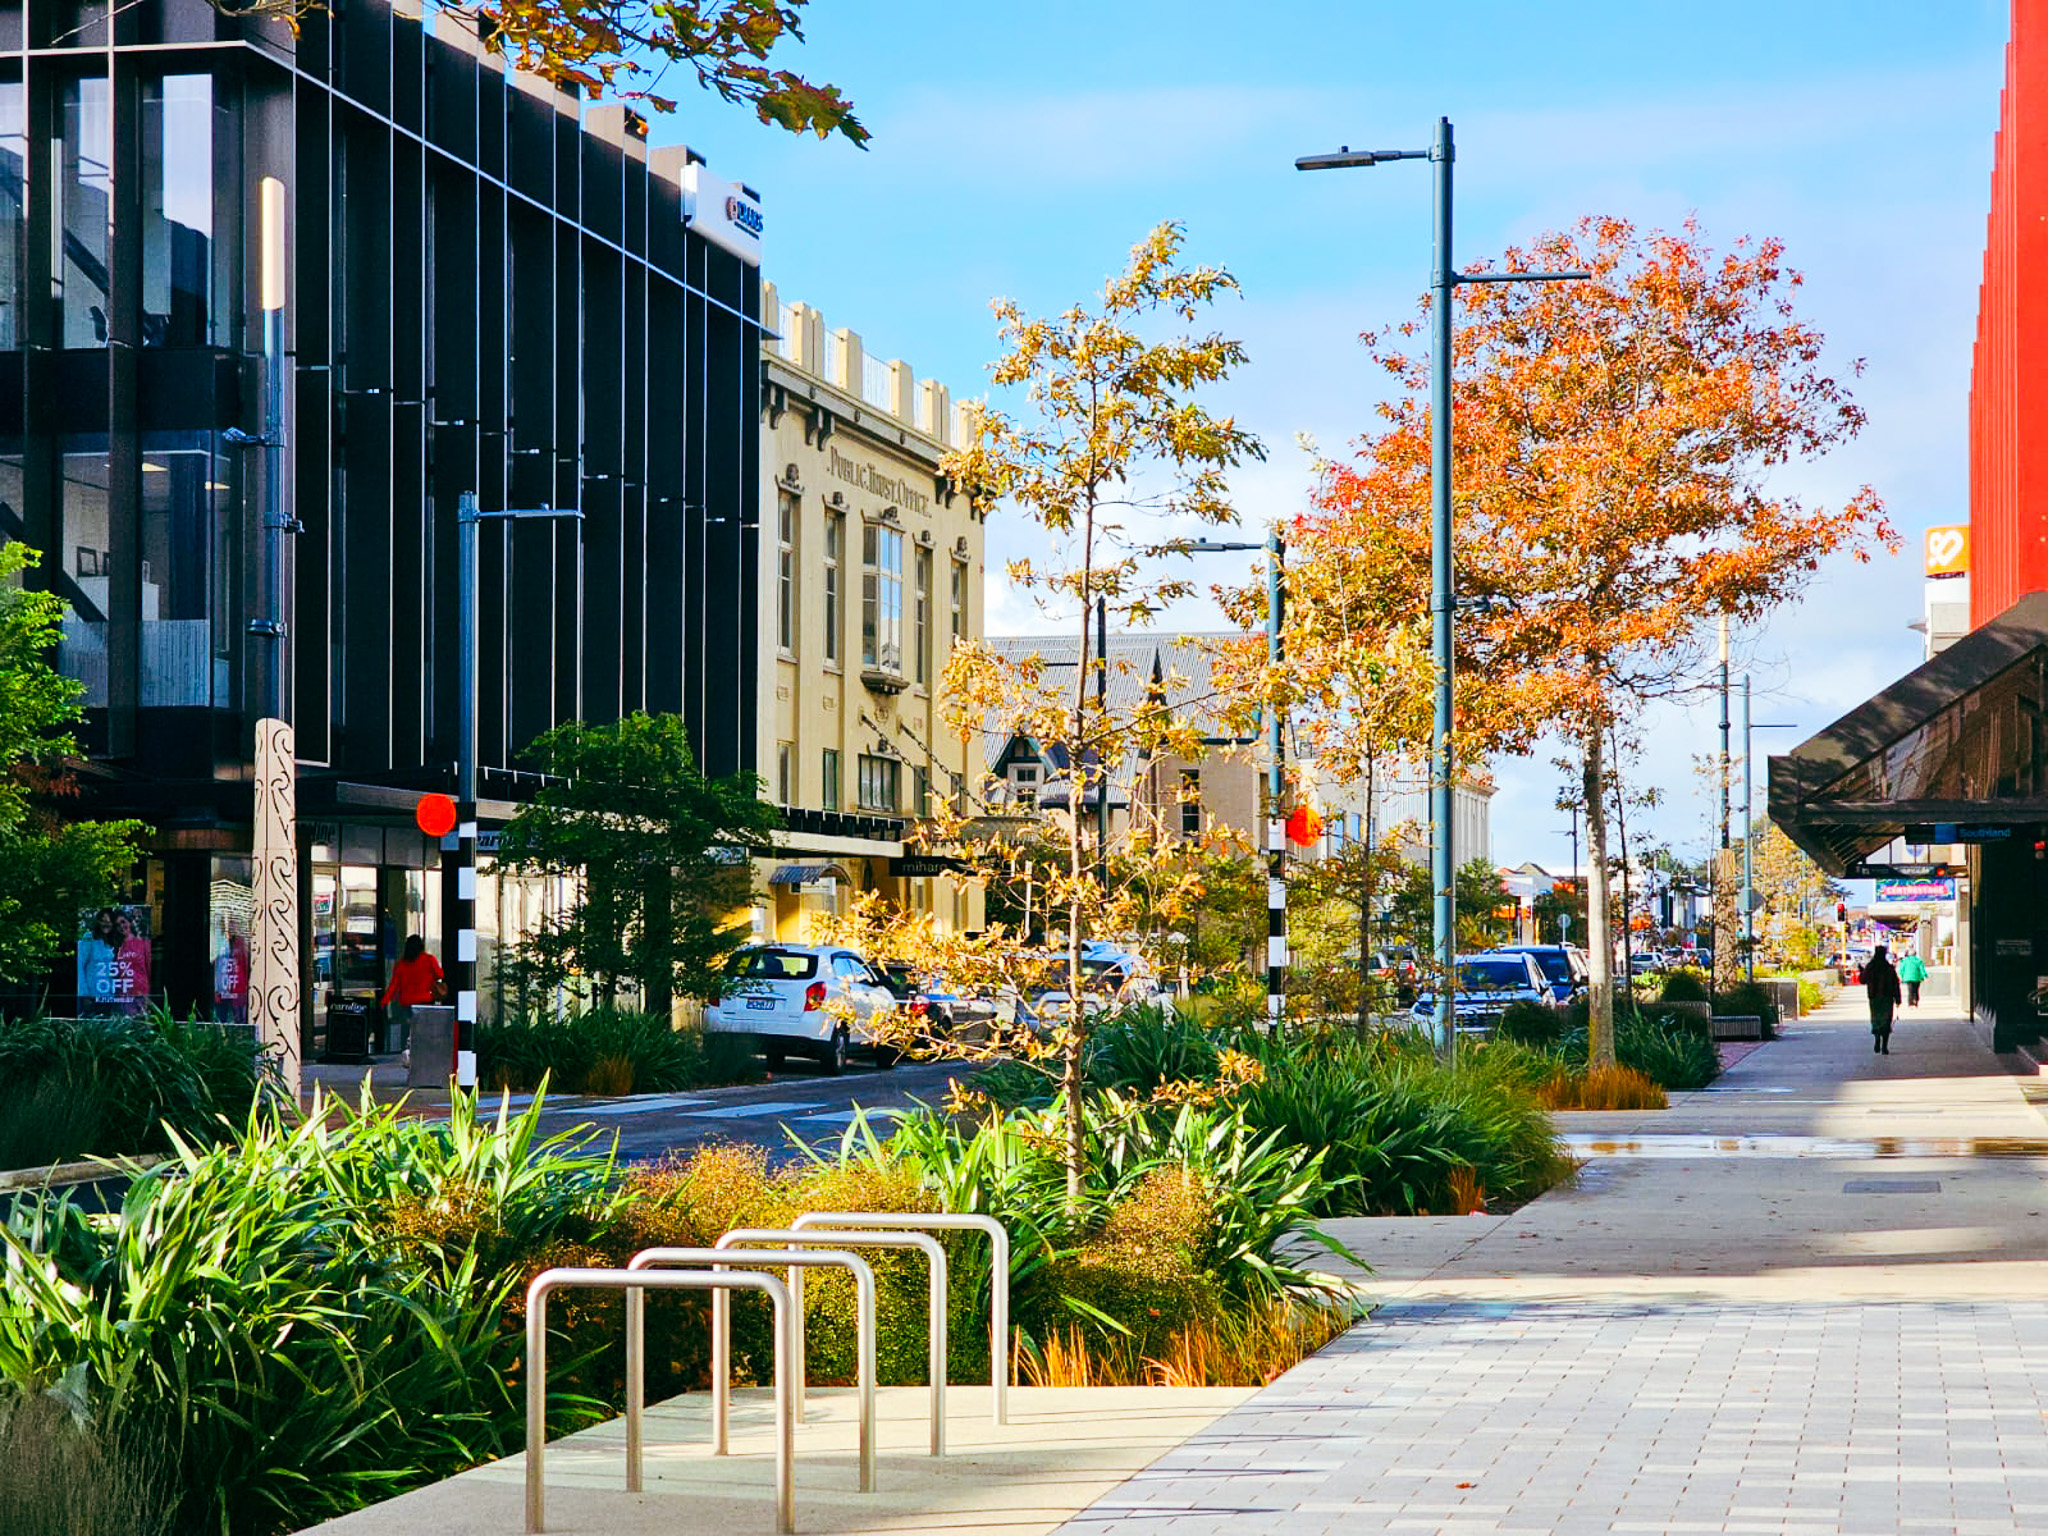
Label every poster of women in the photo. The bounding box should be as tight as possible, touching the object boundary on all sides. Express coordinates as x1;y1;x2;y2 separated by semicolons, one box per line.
77;905;153;1014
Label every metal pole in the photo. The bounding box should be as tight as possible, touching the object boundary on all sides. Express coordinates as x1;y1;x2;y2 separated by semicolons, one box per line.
1266;529;1287;1037
1095;595;1110;887
453;492;479;1089
1742;675;1754;982
1428;115;1458;1064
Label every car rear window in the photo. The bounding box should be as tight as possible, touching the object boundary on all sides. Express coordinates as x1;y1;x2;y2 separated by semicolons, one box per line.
729;948;819;980
1458;960;1532;990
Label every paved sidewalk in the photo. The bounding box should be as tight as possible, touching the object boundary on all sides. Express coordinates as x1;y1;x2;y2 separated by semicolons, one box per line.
1058;996;2048;1536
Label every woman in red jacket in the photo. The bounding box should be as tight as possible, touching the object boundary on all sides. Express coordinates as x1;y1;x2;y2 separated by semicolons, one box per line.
382;935;446;1044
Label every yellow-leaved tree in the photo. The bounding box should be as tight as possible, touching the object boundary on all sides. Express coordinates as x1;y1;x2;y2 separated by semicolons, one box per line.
1284;216;1894;1064
940;222;1264;1198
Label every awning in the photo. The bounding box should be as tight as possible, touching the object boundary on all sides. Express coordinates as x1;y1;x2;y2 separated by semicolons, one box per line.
1769;591;2048;874
769;863;845;887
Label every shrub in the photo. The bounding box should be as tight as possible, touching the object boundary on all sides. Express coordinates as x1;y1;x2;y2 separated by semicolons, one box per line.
1614;1015;1719;1091
0;1091;622;1536
0;1009;262;1167
1538;1064;1666;1111
1497;998;1564;1047
1085;1004;1220;1096
1658;968;1710;1003
0;1388;170;1536
1713;981;1780;1030
473;1007;761;1095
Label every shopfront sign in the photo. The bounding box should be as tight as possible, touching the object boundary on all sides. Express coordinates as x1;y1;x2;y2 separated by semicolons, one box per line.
1907;823;2019;844
894;854;962;878
1874;877;1955;904
679;163;764;263
1923;524;1969;577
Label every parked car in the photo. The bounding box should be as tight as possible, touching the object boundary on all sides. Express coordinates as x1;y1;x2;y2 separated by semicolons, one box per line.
705;944;902;1075
1031;947;1167;1019
876;962;1002;1040
1367;948;1421;1004
1627;950;1667;976
1495;943;1587;1006
1410;950;1552;1034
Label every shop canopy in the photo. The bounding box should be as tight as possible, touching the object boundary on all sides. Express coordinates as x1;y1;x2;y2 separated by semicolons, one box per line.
1769;592;2048;875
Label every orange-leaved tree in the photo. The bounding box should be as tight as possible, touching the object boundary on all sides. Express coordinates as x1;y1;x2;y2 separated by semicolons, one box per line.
1288;216;1893;1064
217;0;864;140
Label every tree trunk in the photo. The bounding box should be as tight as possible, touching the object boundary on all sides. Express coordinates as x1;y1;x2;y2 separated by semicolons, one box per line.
1581;726;1617;1067
1612;726;1632;979
1063;581;1092;1208
1358;746;1374;1033
644;863;674;1020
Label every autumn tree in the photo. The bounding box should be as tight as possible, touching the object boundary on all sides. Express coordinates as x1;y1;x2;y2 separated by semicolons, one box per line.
223;0;863;141
941;222;1263;1198
1286;216;1892;1064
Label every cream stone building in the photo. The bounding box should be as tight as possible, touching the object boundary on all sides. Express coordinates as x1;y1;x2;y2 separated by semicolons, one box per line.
751;283;986;940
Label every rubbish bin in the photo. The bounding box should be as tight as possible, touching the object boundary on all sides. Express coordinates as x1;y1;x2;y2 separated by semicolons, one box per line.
405;1005;460;1089
323;996;377;1064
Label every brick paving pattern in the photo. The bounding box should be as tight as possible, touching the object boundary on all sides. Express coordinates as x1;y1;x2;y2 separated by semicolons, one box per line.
1060;1299;2048;1536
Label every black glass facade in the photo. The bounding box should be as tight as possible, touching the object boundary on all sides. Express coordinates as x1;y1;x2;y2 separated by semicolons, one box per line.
0;0;763;1019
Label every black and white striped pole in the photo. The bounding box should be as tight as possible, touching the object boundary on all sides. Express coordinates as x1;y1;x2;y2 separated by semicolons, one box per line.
451;491;582;1087
1187;531;1288;1036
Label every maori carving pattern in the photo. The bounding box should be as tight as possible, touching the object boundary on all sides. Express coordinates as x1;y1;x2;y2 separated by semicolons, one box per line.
251;717;302;1098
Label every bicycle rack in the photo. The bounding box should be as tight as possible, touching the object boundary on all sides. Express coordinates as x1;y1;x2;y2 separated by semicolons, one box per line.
525;1265;796;1534
627;1245;878;1491
720;1226;949;1456
792;1210;1013;1424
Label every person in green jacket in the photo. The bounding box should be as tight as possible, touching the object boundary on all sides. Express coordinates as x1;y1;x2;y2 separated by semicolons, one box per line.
1898;949;1928;1007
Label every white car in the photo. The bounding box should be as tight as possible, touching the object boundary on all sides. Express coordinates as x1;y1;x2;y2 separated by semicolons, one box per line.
1031;948;1168;1020
704;944;902;1075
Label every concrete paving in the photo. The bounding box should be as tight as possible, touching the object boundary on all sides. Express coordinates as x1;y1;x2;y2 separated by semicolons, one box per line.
297;1385;1253;1536
1060;994;2048;1536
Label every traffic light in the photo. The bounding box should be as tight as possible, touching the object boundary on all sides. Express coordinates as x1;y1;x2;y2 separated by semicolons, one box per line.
1836;901;1847;923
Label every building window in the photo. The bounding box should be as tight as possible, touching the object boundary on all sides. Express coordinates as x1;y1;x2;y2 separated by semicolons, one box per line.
949;558;967;649
821;748;840;810
777;741;795;805
857;754;900;812
1180;768;1202;838
776;490;798;654
914;766;930;816
862;522;904;673
58;77;113;349
914;546;931;685
823;510;843;665
1010;764;1039;810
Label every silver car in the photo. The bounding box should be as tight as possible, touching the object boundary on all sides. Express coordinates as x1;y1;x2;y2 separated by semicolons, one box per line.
1410;951;1552;1034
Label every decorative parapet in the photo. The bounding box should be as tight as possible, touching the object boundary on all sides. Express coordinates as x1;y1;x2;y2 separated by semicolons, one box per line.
761;280;973;447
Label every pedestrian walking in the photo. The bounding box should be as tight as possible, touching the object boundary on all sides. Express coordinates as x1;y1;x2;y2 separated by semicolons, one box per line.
1898;948;1927;1007
1864;944;1902;1054
381;935;446;1049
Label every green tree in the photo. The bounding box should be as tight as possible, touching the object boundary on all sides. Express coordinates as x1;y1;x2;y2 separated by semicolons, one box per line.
0;545;144;985
1387;857;1509;952
492;712;778;1014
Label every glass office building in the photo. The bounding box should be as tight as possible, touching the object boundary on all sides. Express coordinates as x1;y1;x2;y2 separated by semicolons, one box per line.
0;0;763;1024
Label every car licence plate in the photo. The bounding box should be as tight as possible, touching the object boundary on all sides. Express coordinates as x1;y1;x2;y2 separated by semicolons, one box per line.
746;997;776;1011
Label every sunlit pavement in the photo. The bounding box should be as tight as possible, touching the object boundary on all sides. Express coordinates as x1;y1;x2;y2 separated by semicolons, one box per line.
1058;995;2048;1535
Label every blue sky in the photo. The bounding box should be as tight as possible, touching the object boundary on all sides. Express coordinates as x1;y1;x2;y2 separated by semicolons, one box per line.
651;0;2013;873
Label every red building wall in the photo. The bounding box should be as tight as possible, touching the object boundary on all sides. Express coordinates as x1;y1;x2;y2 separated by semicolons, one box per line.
1971;1;2048;625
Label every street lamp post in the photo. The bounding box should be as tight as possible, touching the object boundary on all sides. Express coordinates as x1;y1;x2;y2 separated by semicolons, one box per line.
1299;120;1587;1062
446;492;584;1086
1186;530;1286;1034
1741;675;1799;982
237;176;303;1098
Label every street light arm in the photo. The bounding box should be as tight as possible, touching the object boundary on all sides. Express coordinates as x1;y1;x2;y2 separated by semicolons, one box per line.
1456;269;1592;285
1296;147;1427;170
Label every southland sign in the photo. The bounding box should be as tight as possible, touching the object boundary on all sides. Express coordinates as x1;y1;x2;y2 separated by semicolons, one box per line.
828;445;930;515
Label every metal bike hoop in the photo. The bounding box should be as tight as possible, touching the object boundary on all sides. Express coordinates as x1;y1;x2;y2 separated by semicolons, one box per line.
525;1265;796;1534
627;1245;878;1492
720;1226;949;1457
791;1210;1013;1424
